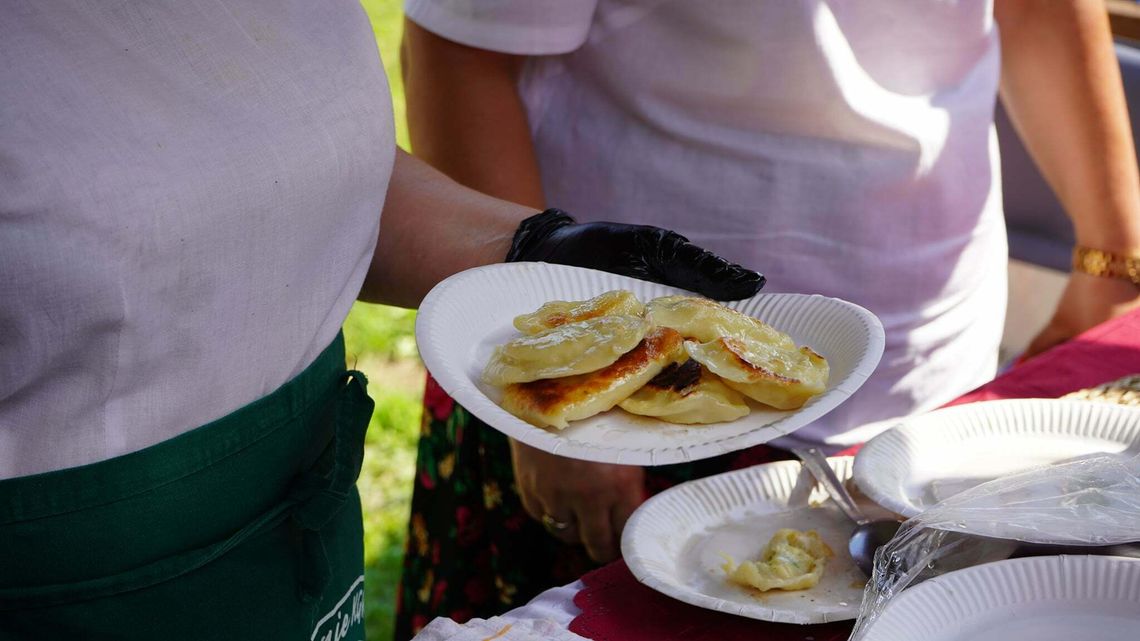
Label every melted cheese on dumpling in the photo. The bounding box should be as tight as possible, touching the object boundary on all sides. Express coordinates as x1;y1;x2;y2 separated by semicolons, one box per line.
619;359;750;424
514;290;645;334
646;295;794;348
722;529;834;592
686;336;828;410
483;315;650;386
500;327;686;429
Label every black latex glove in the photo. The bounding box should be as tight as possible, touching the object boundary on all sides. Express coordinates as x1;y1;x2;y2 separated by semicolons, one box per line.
506;209;765;301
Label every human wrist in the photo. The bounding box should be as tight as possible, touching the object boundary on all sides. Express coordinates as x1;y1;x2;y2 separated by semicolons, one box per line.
505;208;577;262
1072;245;1140;288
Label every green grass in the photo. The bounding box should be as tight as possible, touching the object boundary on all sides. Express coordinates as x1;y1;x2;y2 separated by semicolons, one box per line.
357;384;422;640
345;304;421;641
344;303;419;362
361;0;410;152
346;306;422;641
350;2;420;640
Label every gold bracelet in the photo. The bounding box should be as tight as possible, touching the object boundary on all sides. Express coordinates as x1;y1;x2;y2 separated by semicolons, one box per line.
1072;245;1140;286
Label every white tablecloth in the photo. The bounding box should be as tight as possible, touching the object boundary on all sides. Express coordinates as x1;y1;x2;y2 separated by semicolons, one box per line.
411;581;584;641
503;580;582;625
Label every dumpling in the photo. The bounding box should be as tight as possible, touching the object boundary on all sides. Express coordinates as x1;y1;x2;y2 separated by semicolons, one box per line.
483;315;650;386
685;336;828;410
646;295;795;349
619;359;750;424
514;290;646;334
500;327;686;429
722;528;834;592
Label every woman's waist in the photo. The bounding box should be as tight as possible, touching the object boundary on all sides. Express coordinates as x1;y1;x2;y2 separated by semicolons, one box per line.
715;224;1006;314
558;183;1007;268
0;317;352;479
0;333;350;589
536;108;1002;244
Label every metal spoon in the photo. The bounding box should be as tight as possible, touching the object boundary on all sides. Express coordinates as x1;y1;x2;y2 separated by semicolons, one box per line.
792;447;902;577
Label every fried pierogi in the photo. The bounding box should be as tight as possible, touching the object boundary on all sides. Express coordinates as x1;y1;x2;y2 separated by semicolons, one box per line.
500;327;685;429
482;315;650;386
487;289;826;428
685;336;828;410
646;295;795;348
722;528;834;592
618;359;750;424
513;290;645;335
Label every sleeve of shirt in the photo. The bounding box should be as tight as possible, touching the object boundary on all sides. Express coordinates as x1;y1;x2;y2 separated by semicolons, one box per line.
404;0;598;55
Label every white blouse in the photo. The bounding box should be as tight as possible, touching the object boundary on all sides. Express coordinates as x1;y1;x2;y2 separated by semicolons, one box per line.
0;0;394;478
406;0;1007;450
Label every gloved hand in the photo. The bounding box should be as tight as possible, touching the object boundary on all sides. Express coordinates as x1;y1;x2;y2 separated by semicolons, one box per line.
506;209;765;300
504;209;766;562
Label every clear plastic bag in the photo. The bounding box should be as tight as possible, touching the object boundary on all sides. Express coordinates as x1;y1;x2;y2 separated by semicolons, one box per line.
850;452;1140;641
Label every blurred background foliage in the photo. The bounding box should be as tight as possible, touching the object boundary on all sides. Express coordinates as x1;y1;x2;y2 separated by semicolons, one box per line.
350;1;421;640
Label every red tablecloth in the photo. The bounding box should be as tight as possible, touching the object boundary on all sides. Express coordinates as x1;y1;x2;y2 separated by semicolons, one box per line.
568;308;1140;641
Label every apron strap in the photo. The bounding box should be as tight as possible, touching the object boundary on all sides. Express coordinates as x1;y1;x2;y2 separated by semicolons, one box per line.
0;371;374;611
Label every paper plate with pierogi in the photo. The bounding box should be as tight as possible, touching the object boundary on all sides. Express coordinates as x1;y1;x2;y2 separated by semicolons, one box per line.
415;262;884;465
620;456;892;624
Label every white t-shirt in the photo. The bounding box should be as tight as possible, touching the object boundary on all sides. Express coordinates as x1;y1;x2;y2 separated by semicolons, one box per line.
0;1;394;478
407;0;1007;450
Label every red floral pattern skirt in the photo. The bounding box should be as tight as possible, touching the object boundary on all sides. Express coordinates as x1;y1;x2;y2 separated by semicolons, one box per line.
394;375;791;640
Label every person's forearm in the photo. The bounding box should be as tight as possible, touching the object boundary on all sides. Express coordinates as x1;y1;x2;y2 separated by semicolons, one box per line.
359;149;534;308
402;18;545;208
996;0;1140;252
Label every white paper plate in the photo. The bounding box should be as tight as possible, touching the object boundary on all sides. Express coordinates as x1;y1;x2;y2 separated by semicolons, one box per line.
853;399;1140;518
416;263;884;465
859;555;1140;641
621;456;895;624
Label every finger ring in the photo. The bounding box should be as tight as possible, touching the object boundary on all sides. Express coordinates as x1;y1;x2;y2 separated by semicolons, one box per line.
541;513;572;532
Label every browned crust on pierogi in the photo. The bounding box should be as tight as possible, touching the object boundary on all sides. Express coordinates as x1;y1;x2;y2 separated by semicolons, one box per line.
719;337;799;384
504;327;684;417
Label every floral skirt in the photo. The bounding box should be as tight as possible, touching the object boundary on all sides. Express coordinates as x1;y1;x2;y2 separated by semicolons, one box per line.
394;375;791;640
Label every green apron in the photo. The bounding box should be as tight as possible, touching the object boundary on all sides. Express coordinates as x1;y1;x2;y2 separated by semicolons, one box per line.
0;333;373;641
